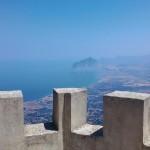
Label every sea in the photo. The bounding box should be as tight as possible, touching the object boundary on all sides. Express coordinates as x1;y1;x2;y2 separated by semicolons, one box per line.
0;60;98;101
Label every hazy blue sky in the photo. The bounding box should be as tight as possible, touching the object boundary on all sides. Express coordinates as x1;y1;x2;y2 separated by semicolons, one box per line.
0;0;150;61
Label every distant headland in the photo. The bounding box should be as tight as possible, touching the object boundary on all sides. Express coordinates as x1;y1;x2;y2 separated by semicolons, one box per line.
72;57;99;71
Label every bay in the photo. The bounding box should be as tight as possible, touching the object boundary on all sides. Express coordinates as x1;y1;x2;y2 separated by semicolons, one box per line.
0;60;98;101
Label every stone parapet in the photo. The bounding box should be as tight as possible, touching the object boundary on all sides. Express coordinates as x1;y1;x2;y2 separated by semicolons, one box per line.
0;89;150;150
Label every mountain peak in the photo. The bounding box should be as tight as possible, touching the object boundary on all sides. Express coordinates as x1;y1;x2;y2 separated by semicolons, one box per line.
73;57;98;70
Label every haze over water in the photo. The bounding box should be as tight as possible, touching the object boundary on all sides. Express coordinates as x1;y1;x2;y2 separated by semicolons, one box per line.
0;60;98;100
0;1;150;101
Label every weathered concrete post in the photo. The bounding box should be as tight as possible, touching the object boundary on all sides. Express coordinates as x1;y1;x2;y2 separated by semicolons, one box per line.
0;91;25;150
143;94;150;149
104;91;150;150
53;88;87;150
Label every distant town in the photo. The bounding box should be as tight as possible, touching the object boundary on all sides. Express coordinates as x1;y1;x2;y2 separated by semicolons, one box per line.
24;56;150;124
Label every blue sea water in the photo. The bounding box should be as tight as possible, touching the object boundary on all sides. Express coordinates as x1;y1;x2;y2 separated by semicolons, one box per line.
0;60;98;101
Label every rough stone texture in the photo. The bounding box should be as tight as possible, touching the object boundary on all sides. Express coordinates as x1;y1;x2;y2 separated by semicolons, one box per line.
144;96;150;147
0;91;25;150
53;88;90;150
25;124;58;150
1;89;150;150
25;123;57;136
104;91;146;150
72;124;102;136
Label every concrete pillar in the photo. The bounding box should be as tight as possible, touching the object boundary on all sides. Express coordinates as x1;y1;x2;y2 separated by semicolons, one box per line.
53;88;87;150
143;94;150;147
0;91;25;150
104;91;150;150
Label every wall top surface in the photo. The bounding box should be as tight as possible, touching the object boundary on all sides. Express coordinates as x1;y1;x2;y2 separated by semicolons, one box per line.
106;91;150;100
0;90;22;99
54;88;86;93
